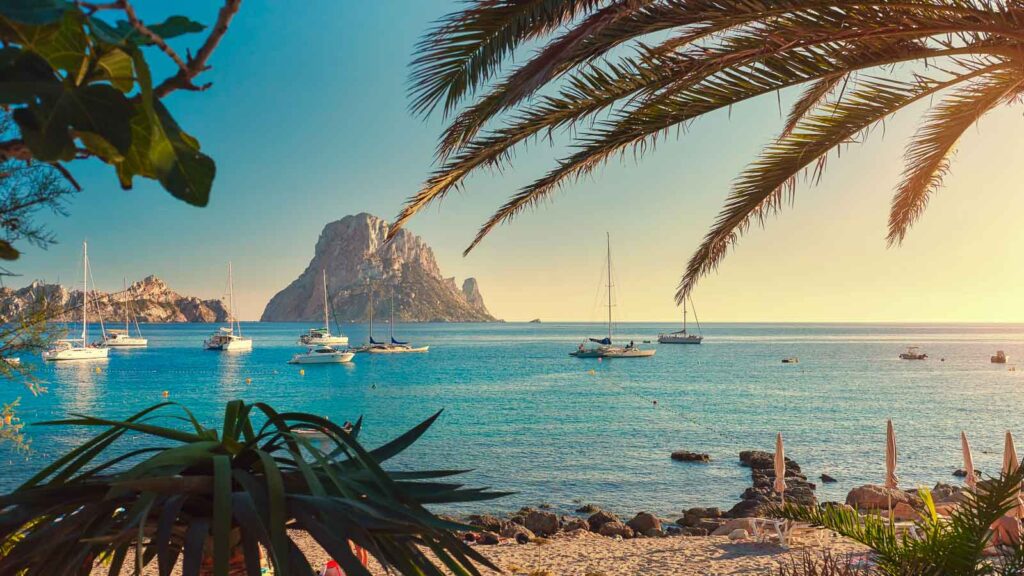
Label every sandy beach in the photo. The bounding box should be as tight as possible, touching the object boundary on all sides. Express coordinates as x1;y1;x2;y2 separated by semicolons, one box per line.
291;529;868;576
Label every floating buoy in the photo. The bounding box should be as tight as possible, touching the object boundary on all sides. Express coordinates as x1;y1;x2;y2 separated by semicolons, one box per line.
162;391;169;398
299;369;305;376
653;400;658;406
588;369;595;376
245;378;252;384
94;366;101;374
598;357;603;363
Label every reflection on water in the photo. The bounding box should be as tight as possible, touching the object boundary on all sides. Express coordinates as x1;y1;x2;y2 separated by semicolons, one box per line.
49;358;109;415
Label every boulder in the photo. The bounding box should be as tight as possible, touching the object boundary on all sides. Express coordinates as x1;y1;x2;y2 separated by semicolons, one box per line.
740;450;802;474
477;531;500;545
664;525;684;536
711;518;757;536
598;521;634;538
697;518;727;533
680;526;708;536
563;518;589;532
931;483;964;504
728;529;749;541
821;473;837;483
671;451;710;463
499;523;534;540
642;528;664;538
626;512;662;534
576;503;601;514
845;484;921;511
524;510;560;536
466;514;504;532
587;510;620;532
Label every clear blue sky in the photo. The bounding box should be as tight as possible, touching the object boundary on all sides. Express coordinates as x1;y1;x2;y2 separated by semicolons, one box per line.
11;2;1024;322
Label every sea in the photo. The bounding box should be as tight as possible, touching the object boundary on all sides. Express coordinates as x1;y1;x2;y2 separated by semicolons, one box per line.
1;322;1021;519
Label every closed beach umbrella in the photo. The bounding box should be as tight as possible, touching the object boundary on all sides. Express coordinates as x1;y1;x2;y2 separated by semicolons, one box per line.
1003;431;1024;518
774;432;787;501
962;431;977;490
885;419;898;489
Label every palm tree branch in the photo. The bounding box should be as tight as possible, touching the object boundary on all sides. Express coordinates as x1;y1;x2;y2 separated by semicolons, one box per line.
887;68;1024;245
676;63;1003;300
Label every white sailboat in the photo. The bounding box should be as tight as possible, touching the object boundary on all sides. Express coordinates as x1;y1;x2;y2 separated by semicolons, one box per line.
570;233;654;359
203;262;252;351
43;242;110;361
658;298;703;344
103;278;148;347
358;287;428;353
299;270;349;346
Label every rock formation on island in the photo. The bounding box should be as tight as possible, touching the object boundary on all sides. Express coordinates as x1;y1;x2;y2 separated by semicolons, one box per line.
0;275;228;323
261;213;495;323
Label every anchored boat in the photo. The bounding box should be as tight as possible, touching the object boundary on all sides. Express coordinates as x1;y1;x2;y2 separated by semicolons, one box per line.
899;346;927;360
102;278;147;347
204;262;252;352
299;270;349;346
43;241;109;361
658;297;703;344
364;291;428;353
289;345;354;364
570;233;654;359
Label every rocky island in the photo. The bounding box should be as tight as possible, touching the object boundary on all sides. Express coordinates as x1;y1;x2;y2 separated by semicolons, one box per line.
0;276;228;323
261;213;495;323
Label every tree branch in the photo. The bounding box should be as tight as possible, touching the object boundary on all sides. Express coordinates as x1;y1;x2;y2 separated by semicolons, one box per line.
119;0;193;84
154;0;243;98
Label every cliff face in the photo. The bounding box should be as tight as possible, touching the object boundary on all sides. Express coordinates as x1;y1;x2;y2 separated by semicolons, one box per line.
0;276;228;323
261;213;494;322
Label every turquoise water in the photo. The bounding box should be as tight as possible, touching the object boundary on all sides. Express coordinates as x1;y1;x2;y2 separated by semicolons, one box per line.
2;322;1023;518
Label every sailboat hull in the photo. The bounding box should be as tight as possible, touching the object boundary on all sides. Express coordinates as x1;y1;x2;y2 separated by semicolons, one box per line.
657;335;703;344
43;347;109;361
204;336;253;351
103;337;149;347
299;334;349;346
365;345;429;354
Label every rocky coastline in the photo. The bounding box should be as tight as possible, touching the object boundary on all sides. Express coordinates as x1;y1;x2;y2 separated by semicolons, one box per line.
443;449;965;547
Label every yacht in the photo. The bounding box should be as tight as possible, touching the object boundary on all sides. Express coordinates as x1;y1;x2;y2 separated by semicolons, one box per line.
289;345;354;364
658;298;703;344
43;242;110;361
102;278;147;347
899;346;927;360
299;270;349;346
357;287;428;353
570;233;654;359
203;262;252;351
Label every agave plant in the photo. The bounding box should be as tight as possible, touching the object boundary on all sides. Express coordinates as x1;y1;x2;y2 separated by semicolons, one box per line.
0;400;507;575
772;467;1024;575
396;0;1024;301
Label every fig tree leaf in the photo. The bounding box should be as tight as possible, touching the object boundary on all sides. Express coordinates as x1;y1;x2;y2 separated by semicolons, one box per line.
0;10;88;74
0;240;20;260
90;15;204;46
16;83;133;161
93;47;133;92
0;48;60;104
0;0;68;25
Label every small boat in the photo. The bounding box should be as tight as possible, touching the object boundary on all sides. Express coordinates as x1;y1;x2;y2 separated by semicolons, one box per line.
992;350;1008;364
658;298;703;344
102;278;147;347
299;270;349;346
43;242;110;362
782;357;799;364
357;288;428;353
899;346;927;360
289;345;354;364
4;357;20;366
204;262;252;352
570;233;654;359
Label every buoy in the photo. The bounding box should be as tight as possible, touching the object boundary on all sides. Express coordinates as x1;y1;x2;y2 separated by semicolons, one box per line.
598;357;603;363
588;369;595;375
245;378;252;384
653;400;658;406
299;369;305;376
162;391;169;398
94;366;101;374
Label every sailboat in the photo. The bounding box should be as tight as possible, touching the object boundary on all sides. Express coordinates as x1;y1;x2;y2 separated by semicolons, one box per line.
103;278;148;347
570;233;655;359
299;270;349;346
657;297;703;344
203;262;253;351
43;241;110;361
359;287;428;354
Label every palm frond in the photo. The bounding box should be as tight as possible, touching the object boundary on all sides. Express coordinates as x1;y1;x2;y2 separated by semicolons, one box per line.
887;68;1024;245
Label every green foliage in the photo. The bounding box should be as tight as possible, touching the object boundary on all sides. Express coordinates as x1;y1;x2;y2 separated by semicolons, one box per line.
0;0;219;239
402;1;1024;300
0;400;508;575
771;468;1024;575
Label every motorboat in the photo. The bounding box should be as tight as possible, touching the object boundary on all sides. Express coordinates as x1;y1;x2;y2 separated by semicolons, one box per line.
43;241;110;362
992;350;1008;364
571;233;654;359
899;346;927;360
782;357;799;364
289;346;354;364
658;298;703;344
299;270;349;346
102;278;147;347
204;262;253;351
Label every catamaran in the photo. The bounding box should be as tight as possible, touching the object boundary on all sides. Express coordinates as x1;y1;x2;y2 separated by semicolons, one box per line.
102;278;148;347
299;270;349;346
658;297;703;344
203;262;252;351
570;233;654;359
43;241;110;361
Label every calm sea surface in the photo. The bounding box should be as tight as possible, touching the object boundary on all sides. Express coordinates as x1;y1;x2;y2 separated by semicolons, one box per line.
2;322;1022;518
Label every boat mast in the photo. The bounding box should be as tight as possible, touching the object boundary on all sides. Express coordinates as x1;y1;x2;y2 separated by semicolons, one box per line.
81;241;88;341
123;277;129;332
368;282;373;340
389;290;394;340
228;262;241;337
606;232;612;341
683;298;688;333
322;270;329;332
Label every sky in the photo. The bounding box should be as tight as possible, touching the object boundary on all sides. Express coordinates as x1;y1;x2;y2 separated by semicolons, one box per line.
10;2;1024;322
